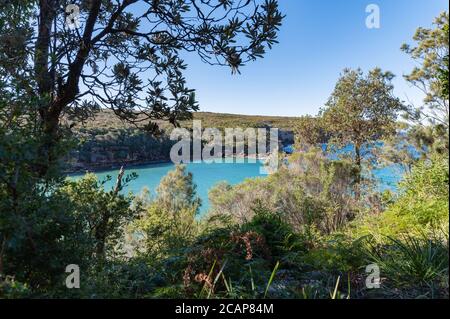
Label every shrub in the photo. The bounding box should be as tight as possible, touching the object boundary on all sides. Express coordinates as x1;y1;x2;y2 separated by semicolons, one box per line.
364;233;449;298
350;154;449;240
0;276;31;298
131;165;200;258
208;149;360;235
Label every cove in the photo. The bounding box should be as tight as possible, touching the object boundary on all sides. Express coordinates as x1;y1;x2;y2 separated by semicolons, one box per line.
69;159;268;216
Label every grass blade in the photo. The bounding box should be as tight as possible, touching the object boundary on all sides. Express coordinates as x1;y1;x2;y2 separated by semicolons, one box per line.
331;276;340;299
264;261;280;299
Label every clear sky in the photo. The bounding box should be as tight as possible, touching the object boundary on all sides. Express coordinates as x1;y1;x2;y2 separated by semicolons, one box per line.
178;0;449;117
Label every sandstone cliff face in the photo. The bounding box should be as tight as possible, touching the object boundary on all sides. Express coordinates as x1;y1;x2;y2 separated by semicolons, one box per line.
67;128;175;172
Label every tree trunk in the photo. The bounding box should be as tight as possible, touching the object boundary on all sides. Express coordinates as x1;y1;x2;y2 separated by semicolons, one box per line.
36;111;61;176
34;0;103;176
34;0;60;176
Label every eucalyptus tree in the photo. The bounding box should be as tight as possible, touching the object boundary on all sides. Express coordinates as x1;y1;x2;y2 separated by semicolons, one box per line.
321;68;404;194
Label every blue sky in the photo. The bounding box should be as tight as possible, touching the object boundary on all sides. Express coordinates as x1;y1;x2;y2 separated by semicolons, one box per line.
178;0;449;117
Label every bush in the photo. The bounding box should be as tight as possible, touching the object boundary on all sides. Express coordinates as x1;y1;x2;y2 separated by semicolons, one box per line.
153;208;304;299
350;154;449;240
208;149;360;235
60;173;139;259
131;165;200;258
364;233;449;298
0;276;31;298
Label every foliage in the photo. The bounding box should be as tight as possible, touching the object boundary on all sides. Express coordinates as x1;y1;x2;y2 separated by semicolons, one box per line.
131;165;200;258
178;208;297;299
0;276;31;298
0;0;284;174
59;173;140;259
350;154;449;240
272;154;449;299
364;233;448;298
155;165;201;213
294;116;329;148
66;258;159;299
401;11;449;128
320;68;404;178
395;11;450;166
0;0;284;298
0;96;78;289
1;7;448;300
208;149;360;234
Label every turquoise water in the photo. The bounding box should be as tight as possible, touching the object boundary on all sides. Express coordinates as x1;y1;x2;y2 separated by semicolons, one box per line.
321;143;409;192
70;158;404;216
70;160;267;215
372;164;405;192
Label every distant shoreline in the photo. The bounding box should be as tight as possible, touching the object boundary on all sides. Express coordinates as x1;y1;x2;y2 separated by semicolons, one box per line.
66;159;173;175
66;154;270;175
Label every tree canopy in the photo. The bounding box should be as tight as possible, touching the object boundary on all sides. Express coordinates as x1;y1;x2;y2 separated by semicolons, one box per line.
401;11;449;128
320;68;404;190
321;68;404;153
0;0;283;171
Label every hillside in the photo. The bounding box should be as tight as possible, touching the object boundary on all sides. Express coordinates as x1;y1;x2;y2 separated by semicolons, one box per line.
74;109;301;131
66;110;300;172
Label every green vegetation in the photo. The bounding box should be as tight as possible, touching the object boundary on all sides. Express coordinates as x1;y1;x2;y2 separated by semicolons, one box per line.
131;165;201;258
400;12;449;156
401;12;449;129
65;110;301;172
0;0;283;175
2;152;448;298
76;110;301;132
208;149;359;234
320;68;404;193
0;3;448;300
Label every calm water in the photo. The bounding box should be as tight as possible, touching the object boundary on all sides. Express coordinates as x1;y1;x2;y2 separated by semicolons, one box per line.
70;160;268;215
372;164;405;192
70;158;403;216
